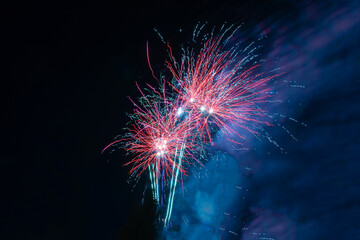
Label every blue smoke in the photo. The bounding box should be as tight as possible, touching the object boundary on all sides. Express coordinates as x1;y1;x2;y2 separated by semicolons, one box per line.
164;152;244;239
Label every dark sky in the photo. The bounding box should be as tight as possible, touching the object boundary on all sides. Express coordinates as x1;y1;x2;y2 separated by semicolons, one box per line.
3;0;360;239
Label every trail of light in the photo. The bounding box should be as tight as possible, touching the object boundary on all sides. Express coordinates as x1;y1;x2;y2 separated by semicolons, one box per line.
155;163;159;203
164;143;180;225
146;41;159;83
149;167;155;199
164;142;186;226
164;143;179;224
149;164;159;203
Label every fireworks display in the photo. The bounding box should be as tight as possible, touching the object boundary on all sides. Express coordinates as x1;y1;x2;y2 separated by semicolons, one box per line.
8;0;360;238
103;25;282;227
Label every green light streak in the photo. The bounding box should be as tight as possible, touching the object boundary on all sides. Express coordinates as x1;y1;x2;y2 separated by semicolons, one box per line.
148;164;159;203
164;142;186;226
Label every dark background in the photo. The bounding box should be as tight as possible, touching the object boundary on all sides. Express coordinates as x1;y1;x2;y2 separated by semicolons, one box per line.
3;0;360;239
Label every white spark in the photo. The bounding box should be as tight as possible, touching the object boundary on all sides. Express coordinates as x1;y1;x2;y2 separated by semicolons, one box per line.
177;107;183;115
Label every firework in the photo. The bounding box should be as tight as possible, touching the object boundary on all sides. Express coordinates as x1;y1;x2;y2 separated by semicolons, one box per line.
103;25;281;227
166;35;282;145
103;82;197;178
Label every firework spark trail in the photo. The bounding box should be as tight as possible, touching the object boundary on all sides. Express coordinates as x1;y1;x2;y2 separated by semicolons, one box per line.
165;142;186;226
148;164;158;202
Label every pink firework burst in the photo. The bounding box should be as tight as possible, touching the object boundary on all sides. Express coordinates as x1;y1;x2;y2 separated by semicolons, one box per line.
166;36;282;144
103;82;197;181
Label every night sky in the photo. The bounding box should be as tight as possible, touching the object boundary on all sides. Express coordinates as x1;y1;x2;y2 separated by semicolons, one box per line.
4;0;360;239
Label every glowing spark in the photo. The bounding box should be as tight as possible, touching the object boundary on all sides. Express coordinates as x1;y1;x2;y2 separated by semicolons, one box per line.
177;107;183;115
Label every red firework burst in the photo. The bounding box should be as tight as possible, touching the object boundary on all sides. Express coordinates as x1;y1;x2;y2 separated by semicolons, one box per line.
166;36;282;144
103;82;197;181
